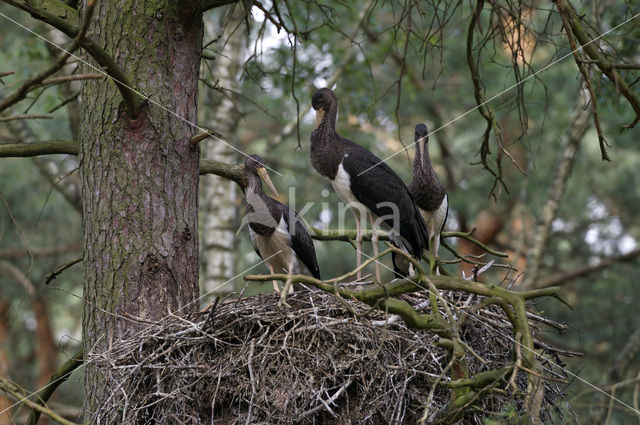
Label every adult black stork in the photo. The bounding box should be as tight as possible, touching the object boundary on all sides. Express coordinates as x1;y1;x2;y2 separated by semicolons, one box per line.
408;124;448;274
310;88;428;281
243;154;321;305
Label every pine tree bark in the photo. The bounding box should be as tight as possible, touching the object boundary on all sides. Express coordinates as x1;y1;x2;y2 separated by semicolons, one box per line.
199;6;246;296
78;2;203;419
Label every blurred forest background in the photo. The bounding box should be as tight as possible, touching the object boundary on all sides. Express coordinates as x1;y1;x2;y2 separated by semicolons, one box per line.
0;0;639;423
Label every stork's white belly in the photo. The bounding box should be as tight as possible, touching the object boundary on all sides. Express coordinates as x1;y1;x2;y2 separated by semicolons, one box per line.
249;218;310;275
420;194;448;236
332;162;369;218
420;194;447;261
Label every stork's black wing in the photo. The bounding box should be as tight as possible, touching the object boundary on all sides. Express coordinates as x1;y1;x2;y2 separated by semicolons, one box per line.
248;230;263;260
280;204;321;279
341;139;429;258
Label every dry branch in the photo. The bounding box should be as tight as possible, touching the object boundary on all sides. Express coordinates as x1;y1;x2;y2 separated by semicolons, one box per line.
2;0;143;116
0;140;77;157
45;255;83;284
0;141;249;184
0;243;81;259
555;0;640;130
537;248;640;288
0;0;97;114
0;115;52;123
0;377;81;425
524;86;592;288
26;349;83;425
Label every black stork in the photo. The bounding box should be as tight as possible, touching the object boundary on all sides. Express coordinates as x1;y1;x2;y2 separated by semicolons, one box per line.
243;154;321;304
408;124;448;274
310;88;428;281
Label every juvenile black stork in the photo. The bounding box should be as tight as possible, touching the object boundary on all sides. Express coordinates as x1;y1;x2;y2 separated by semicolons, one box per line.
310;88;428;281
243;154;321;304
408;124;448;274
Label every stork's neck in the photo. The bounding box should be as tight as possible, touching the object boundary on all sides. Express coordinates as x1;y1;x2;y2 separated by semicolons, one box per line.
311;103;339;145
413;143;442;188
246;174;268;206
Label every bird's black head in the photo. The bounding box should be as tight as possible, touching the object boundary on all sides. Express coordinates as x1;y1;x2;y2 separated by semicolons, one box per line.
311;88;337;111
244;154;266;174
311;88;337;128
244;154;279;196
414;124;429;143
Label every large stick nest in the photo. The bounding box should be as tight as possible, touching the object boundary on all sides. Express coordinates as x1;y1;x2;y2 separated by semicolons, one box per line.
89;290;568;424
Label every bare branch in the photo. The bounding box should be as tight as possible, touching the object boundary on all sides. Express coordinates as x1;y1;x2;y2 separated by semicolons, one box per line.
0;0;96;113
524;86;592;288
0;140;77;157
0;259;35;295
45;255;83;284
26;349;83;425
0;114;52;122
199;158;247;187
555;0;640;130
537;248;640;288
0;141;250;186
0;378;82;425
0;243;81;259
466;0;507;197
1;0;79;35
2;0;143;117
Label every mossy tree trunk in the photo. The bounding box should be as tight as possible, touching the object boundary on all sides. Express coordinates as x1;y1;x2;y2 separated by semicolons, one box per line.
79;1;203;419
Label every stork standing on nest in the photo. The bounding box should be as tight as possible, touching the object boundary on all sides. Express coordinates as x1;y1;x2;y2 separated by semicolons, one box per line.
310;88;428;281
243;155;321;305
408;124;448;274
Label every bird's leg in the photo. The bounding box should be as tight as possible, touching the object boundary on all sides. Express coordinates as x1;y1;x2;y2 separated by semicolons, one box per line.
369;213;381;283
433;234;441;275
355;213;363;280
278;263;295;308
269;265;280;293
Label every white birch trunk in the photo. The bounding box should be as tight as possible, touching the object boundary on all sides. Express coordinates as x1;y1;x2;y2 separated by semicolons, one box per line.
199;6;247;297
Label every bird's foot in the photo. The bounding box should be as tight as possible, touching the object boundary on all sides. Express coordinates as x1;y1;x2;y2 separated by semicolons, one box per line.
429;256;439;275
277;279;293;308
277;292;291;308
272;280;281;294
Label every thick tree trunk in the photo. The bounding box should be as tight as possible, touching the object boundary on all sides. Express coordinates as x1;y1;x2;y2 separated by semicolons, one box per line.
79;2;203;419
199;7;245;296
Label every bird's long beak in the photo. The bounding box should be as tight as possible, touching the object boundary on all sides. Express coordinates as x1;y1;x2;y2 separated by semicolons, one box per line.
315;108;325;127
257;167;279;197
